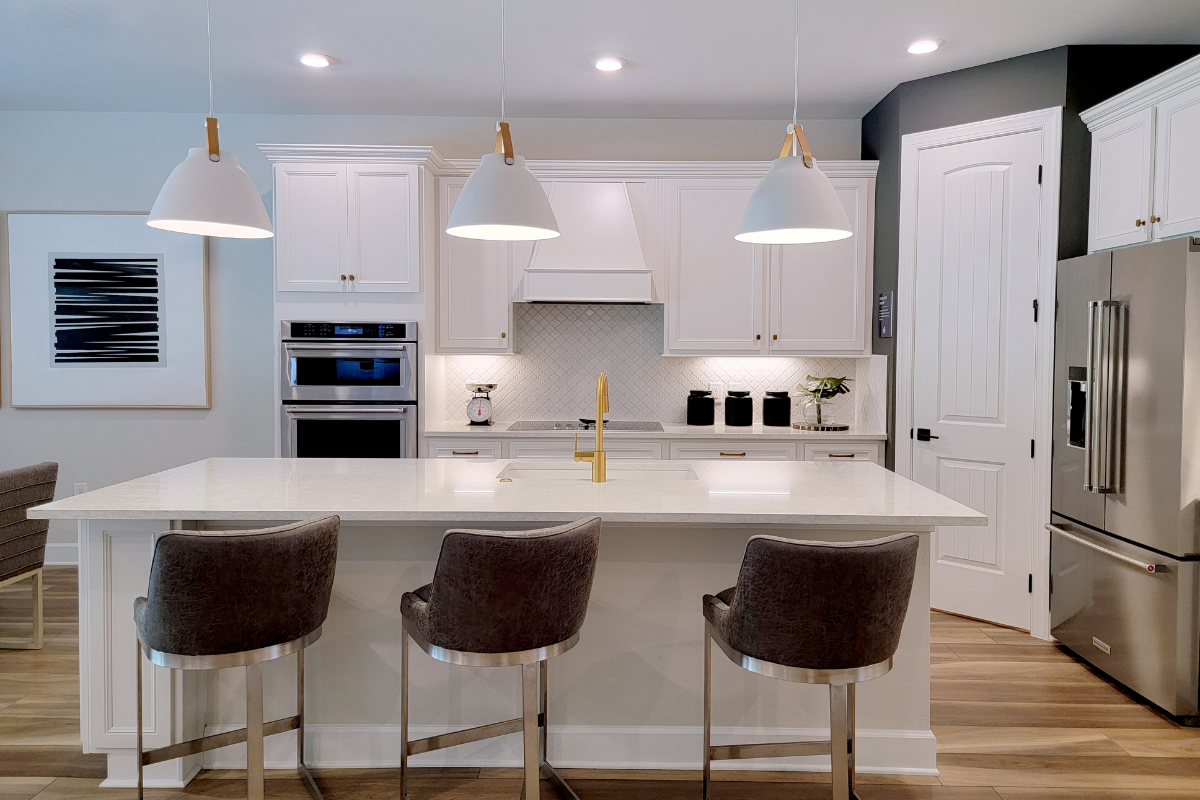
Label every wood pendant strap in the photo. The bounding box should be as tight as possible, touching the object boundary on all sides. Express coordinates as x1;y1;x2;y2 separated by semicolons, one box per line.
793;124;814;168
778;131;794;159
495;121;515;165
205;117;220;162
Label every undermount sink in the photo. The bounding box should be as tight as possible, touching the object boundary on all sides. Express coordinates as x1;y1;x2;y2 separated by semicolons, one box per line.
496;461;698;481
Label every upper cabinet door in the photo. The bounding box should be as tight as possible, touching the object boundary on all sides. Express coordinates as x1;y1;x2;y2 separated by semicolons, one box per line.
436;178;512;353
1152;82;1200;241
346;164;421;292
769;177;872;355
275;164;347;291
666;179;764;354
1088;107;1155;253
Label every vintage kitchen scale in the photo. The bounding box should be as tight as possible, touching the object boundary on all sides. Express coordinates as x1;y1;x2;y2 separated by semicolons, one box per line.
466;382;497;425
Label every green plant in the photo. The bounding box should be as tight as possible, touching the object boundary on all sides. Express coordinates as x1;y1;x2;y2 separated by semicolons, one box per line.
794;375;851;425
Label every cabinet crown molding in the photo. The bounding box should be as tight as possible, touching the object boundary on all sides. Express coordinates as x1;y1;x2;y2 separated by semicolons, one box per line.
257;143;454;171
441;158;879;180
1081;53;1200;130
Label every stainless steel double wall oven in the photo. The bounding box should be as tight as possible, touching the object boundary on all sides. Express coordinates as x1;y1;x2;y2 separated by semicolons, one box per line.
281;321;417;459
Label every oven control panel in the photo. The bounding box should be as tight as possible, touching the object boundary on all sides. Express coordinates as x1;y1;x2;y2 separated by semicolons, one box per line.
284;322;412;340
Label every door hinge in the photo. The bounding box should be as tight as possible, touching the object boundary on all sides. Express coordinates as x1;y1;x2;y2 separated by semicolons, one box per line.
1028;573;1033;593
1033;298;1039;322
1031;439;1036;458
1038;165;1043;184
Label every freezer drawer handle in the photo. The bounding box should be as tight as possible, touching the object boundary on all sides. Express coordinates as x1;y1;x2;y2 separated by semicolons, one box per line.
1046;524;1168;573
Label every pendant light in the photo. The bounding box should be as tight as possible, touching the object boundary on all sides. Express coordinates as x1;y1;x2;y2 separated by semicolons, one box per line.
147;0;273;239
735;0;851;245
445;0;559;241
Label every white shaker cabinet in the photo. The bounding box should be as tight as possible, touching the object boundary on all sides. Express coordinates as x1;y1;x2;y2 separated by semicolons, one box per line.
1152;81;1200;240
768;177;873;354
1084;54;1200;251
664;179;765;355
345;164;421;292
436;177;513;353
274;163;348;291
1087;108;1155;252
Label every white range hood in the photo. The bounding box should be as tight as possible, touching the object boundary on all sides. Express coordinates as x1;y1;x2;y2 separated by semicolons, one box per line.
519;181;655;303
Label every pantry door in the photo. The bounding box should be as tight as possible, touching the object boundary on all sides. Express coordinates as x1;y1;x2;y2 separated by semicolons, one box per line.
897;110;1061;632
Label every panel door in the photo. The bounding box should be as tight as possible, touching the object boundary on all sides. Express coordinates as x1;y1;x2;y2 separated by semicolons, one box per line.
769;177;871;354
437;178;512;353
347;164;421;292
910;130;1045;629
666;180;765;354
1088;108;1155;253
1153;83;1200;240
275;163;347;291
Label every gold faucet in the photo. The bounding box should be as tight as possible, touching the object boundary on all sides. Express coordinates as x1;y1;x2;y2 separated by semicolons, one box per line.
574;372;609;482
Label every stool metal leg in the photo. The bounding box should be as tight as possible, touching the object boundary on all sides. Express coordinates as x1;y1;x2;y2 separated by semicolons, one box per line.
297;647;324;800
246;662;265;800
537;660;580;800
829;684;853;800
522;663;540;800
702;629;712;800
846;683;856;799
136;637;144;800
401;628;409;800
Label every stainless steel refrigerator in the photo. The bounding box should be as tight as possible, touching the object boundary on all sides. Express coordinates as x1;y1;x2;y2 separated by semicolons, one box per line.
1051;236;1200;718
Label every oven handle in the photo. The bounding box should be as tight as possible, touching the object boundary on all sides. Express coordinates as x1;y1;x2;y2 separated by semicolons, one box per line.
1046;524;1167;573
285;406;410;415
284;343;407;352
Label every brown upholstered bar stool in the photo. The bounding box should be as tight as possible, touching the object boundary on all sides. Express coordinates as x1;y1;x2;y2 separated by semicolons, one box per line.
0;462;58;651
702;533;920;800
400;516;602;800
132;516;340;800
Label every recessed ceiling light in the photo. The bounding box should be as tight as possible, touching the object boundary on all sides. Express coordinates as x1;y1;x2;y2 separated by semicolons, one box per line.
906;39;944;55
592;57;627;72
296;53;332;68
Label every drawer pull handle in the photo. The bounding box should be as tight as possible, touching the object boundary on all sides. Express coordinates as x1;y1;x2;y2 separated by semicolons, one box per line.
827;453;856;458
1045;524;1167;573
720;451;747;457
452;451;480;456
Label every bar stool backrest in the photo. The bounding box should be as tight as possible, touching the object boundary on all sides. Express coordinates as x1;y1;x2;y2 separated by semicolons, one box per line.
425;516;602;653
0;462;58;583
726;533;919;670
136;516;340;657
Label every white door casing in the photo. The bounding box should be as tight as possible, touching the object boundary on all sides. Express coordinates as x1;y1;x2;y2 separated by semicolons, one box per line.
897;108;1062;637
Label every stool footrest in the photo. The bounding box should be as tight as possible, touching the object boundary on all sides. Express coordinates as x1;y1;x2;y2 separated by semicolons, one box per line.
541;760;582;800
407;713;546;756
141;714;300;766
709;739;832;761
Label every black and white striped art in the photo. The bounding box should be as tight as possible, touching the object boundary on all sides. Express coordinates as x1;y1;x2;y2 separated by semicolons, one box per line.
51;255;162;364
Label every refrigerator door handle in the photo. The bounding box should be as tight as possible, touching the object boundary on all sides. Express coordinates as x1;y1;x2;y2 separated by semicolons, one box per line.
1085;301;1125;493
1046;524;1167;573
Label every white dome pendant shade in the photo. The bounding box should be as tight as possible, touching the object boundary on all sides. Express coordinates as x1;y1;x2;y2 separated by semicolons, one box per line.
735;136;852;244
148;131;273;239
146;0;273;240
445;148;559;241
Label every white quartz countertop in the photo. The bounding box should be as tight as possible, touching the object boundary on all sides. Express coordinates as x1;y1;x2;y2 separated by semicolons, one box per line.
424;421;887;440
30;457;984;528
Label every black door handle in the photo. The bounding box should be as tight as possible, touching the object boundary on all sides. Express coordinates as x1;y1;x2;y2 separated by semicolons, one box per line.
916;428;939;441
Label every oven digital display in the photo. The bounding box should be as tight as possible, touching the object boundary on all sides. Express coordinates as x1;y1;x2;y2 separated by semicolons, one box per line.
334;325;364;336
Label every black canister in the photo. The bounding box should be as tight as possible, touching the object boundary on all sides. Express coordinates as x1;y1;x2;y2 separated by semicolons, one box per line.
725;391;753;426
687;390;715;426
762;391;791;427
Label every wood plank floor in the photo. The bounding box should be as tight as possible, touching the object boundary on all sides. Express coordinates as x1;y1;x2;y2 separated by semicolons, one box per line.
2;568;1199;799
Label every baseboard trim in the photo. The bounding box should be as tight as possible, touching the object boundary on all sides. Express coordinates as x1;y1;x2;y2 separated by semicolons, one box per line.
44;542;79;566
200;723;938;775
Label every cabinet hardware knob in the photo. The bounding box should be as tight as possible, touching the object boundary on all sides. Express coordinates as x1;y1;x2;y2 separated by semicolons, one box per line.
340;274;347;280
501;332;507;338
772;334;778;340
348;274;355;281
1135;219;1145;227
720;452;747;457
1150;215;1161;224
755;334;761;340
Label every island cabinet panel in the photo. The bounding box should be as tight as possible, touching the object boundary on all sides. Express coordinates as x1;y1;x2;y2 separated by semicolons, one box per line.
506;439;664;461
436;177;513;353
669;440;797;460
275;163;348;291
802;441;882;464
274;161;422;293
346;164;421;292
1153;81;1200;240
769;178;873;355
1088;108;1156;252
665;179;765;355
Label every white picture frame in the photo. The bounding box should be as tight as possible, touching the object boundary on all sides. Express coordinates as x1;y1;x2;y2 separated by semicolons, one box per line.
6;212;209;408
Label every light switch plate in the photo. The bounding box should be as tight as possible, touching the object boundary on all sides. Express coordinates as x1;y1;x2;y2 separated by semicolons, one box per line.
709;382;724;402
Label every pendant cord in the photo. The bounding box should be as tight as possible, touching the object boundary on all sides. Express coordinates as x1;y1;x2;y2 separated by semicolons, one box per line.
499;0;506;122
206;0;214;118
791;0;799;129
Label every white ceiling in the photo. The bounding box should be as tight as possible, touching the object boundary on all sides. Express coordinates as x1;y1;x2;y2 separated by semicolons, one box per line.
2;0;1199;119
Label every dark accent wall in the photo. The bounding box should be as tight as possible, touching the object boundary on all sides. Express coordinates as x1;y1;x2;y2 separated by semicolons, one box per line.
861;45;1200;470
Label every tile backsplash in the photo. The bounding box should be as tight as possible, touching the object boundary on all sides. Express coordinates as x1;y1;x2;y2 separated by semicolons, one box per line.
443;304;884;428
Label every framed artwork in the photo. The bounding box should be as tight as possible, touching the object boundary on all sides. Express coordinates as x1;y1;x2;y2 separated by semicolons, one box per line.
6;213;209;408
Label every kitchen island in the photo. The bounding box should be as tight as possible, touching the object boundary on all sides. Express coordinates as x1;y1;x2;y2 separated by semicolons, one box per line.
30;457;984;787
